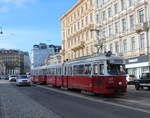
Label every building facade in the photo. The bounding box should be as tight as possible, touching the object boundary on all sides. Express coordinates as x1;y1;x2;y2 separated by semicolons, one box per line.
95;0;150;78
60;0;96;62
30;43;61;68
45;53;62;65
61;0;150;78
22;52;31;74
0;49;24;75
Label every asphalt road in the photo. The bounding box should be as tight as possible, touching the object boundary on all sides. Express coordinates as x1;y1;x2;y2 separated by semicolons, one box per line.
0;80;150;118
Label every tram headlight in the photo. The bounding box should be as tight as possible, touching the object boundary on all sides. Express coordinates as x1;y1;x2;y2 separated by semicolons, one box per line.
118;81;122;85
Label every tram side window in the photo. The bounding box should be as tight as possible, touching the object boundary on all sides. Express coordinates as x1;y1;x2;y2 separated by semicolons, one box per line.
73;65;78;75
64;66;67;75
50;69;52;75
84;64;91;75
47;68;50;75
67;66;72;75
73;65;84;75
93;64;98;75
100;64;104;75
79;65;84;75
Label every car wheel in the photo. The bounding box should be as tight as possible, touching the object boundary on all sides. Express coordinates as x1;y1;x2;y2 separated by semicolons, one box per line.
135;84;140;90
140;86;144;90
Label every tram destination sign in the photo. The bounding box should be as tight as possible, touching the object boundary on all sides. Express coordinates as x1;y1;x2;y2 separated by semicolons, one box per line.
109;59;123;64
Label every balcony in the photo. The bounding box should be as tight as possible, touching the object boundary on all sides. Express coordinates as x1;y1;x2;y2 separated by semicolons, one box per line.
60;49;65;55
135;22;149;33
135;0;148;8
71;41;85;51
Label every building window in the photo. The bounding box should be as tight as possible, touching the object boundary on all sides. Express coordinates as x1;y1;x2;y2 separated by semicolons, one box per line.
109;43;113;52
74;12;76;19
78;22;80;30
81;7;83;13
74;24;76;32
115;41;119;53
96;14;99;24
122;18;127;32
90;31;93;38
131;37;136;50
86;31;89;40
86;16;88;25
102;28;106;37
108;7;112;17
121;0;125;11
130;15;135;28
139;9;145;23
129;0;133;7
90;13;93;23
85;3;88;10
114;3;118;14
96;0;99;8
140;33;145;49
123;39;127;51
82;19;84;27
102;11;106;20
108;25;112;36
115;21;119;34
77;10;80;17
90;0;93;6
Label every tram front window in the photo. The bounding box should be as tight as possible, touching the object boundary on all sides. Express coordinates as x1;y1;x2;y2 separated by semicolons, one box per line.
107;64;125;75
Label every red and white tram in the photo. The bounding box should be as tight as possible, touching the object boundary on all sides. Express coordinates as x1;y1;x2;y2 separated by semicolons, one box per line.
31;53;127;94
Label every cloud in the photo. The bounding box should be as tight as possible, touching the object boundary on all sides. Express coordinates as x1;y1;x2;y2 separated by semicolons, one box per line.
0;0;37;12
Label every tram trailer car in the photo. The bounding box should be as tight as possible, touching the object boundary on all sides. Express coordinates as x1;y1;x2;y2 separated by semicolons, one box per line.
32;66;47;84
31;54;127;94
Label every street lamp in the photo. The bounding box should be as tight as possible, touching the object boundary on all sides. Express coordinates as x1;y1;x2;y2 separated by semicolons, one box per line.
90;29;105;54
0;27;3;35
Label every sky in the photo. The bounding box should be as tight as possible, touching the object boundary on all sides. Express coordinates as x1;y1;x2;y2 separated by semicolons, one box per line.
0;0;76;52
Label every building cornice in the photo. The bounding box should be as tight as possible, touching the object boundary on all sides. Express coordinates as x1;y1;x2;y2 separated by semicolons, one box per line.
60;0;84;21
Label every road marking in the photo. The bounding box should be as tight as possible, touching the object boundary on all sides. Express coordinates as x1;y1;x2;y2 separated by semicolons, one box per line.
38;85;150;114
117;99;150;107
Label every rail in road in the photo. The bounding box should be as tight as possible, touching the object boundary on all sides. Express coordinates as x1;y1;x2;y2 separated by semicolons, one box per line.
37;84;150;114
0;80;150;118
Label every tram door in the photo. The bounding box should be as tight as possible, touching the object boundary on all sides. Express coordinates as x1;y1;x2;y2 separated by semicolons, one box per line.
62;66;68;88
92;63;105;91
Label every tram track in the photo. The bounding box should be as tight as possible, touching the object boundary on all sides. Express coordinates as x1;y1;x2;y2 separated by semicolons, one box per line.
37;84;150;114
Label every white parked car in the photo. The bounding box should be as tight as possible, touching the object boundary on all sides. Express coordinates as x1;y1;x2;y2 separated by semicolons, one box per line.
9;75;17;82
16;75;31;86
126;75;137;84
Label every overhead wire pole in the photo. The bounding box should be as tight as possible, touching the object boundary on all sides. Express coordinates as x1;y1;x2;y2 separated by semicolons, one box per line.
90;28;105;54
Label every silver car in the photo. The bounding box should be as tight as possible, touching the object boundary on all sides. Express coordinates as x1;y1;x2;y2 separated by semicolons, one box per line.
16;75;31;86
9;75;17;82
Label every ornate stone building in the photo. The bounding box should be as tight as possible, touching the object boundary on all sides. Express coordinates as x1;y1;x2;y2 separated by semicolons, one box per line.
60;0;150;78
60;0;96;62
0;49;24;75
45;53;62;65
95;0;150;78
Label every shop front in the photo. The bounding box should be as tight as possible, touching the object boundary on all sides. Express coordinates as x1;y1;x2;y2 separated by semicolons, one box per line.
125;55;149;79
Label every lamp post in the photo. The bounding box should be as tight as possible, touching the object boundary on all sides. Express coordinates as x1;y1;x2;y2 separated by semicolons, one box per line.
0;27;3;35
90;28;105;54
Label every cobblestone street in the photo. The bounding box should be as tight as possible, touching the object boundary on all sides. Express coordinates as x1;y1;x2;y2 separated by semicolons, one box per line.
0;80;60;118
0;80;150;118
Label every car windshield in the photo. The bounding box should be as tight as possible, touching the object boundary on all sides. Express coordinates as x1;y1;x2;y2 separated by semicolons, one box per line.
18;75;27;79
107;64;126;75
141;73;150;79
129;75;135;77
11;76;16;77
